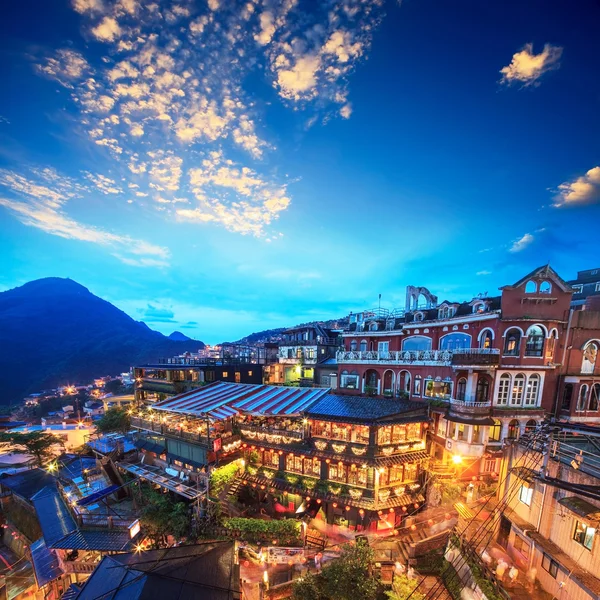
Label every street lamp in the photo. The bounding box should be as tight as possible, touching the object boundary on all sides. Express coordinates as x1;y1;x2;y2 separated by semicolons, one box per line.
452;455;463;465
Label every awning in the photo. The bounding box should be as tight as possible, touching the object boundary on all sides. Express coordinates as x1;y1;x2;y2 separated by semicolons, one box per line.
445;414;495;426
558;496;600;520
30;538;63;588
375;451;430;467
135;439;166;455
77;484;120;507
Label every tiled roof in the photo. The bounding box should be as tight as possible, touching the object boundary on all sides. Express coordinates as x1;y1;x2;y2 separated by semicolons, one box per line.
306;395;427;423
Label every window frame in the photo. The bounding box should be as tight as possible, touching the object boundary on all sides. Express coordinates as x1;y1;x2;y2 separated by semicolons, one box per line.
518;484;533;506
541;553;559;578
573;520;595;551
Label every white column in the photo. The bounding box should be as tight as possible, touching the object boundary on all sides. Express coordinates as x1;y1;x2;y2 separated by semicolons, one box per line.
465;370;477;401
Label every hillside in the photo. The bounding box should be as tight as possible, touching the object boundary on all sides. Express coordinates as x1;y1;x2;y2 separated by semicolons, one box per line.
232;317;349;345
0;278;204;404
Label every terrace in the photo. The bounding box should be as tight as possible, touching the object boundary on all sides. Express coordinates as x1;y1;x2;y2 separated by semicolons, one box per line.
337;348;499;366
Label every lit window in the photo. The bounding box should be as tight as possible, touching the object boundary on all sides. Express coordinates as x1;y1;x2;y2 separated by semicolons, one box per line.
497;374;511;405
222;371;228;378
519;484;533;506
573;521;595;551
504;329;521;356
582;342;598;374
248;371;253;376
525;326;545;357
541;554;559;578
576;385;589;412
511;374;525;405
524;374;540;406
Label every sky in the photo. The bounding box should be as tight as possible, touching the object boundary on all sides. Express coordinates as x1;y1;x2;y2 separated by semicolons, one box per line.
0;0;599;344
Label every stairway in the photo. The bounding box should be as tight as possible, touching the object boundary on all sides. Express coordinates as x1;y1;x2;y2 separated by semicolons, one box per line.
305;528;327;551
226;478;242;498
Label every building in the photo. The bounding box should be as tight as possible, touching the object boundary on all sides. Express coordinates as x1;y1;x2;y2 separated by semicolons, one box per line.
7;420;96;451
497;423;600;600
568;267;600;309
133;344;276;405
264;324;341;388
336;265;573;479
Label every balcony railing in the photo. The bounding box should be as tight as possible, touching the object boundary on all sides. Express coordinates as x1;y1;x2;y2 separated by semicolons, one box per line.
451;348;500;367
337;350;453;365
240;424;304;441
451;398;492;408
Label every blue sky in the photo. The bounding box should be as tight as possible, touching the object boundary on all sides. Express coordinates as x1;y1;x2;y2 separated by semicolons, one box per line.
0;0;599;343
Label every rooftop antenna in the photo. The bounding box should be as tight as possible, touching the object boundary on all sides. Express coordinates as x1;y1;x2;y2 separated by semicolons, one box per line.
378;293;381;313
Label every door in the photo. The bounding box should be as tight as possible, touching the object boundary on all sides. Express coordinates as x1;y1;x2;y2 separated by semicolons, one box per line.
497;516;511;549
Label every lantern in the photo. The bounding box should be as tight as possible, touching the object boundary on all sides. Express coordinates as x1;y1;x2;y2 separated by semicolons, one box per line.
472;476;477;481
273;540;278;545
260;485;266;490
428;519;434;526
316;499;322;504
411;524;417;531
345;506;351;512
306;496;311;502
326;459;331;464
389;508;395;514
332;502;338;508
252;483;257;488
402;506;407;512
359;509;365;516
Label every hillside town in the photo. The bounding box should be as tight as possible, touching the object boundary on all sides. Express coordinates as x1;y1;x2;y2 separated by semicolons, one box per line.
0;265;599;600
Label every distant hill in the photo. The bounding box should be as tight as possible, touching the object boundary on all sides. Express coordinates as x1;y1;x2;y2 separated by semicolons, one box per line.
0;278;204;404
168;331;192;341
231;317;349;345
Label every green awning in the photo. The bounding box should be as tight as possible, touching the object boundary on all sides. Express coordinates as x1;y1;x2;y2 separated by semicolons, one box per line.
558;496;600;519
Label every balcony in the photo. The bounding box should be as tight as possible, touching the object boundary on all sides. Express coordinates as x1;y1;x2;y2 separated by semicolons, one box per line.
278;346;318;364
337;349;453;366
451;348;500;367
240;424;304;443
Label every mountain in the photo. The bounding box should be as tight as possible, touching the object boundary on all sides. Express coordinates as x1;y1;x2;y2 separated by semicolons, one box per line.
0;278;204;404
168;331;192;341
231;317;349;345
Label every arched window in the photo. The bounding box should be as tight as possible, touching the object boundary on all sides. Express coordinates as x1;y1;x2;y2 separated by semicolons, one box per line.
525;326;545;357
589;384;600;412
476;377;490;402
479;330;493;350
582;342;598;374
439;333;471;351
473;302;486;314
350;340;357;351
413;375;422;396
398;371;411;394
525;420;537;433
508;420;520;439
360;340;367;352
561;384;573;410
525;281;537;293
539;281;551;294
456;377;467;401
511;374;525;406
369;322;378;332
402;336;432;352
414;312;424;322
498;374;511;405
504;329;521;356
488;419;502;442
438;305;455;319
576;385;588;412
383;370;394;394
524;374;540;406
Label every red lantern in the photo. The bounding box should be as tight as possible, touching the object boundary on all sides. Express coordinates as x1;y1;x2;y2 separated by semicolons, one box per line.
359;509;365;516
272;540;278;545
306;496;311;502
389;508;395;514
243;444;247;448
278;450;283;455
260;485;266;490
402;506;407;512
252;483;257;488
410;524;417;531
316;499;322;504
345;506;351;512
244;560;250;568
325;459;331;464
428;519;434;526
332;502;338;508
414;503;419;509
378;510;383;515
472;476;477;481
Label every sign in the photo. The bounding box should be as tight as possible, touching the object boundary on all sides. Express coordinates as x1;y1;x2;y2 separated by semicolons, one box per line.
129;519;141;539
212;437;222;452
265;547;305;565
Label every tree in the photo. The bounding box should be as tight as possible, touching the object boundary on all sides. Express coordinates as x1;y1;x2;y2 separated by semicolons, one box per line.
140;487;190;548
387;574;425;600
0;431;64;466
103;379;125;395
95;407;130;434
292;543;379;600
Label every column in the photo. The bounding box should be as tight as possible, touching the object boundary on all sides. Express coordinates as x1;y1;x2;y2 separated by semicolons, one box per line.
465;370;477;401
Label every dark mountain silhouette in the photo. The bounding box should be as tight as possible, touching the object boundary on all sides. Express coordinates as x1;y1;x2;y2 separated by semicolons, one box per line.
231;317;349;345
0;278;204;404
168;331;192;341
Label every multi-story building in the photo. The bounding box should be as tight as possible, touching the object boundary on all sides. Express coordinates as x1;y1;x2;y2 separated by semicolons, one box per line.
133;344;277;404
336;265;574;478
497;424;600;600
568;267;600;309
264;325;341;388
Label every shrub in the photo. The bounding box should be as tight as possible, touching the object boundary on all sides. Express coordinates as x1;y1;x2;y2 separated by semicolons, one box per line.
223;517;301;545
210;461;240;495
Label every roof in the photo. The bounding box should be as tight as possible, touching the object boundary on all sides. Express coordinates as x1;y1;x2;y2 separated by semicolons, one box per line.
77;484;120;507
0;468;56;501
75;542;240;600
30;538;62;588
59;456;98;481
305;394;428;423
50;529;135;551
31;485;77;547
445;413;496;426
558;496;600;519
152;382;330;418
502;264;572;293
61;584;82;600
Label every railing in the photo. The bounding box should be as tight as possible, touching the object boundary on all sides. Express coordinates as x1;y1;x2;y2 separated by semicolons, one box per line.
78;514;135;529
62;561;98;574
337;350;453;364
240;424;304;440
451;398;492;408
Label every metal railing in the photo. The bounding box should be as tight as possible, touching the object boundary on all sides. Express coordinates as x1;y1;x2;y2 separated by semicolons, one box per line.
240;424;304;440
337;349;453;364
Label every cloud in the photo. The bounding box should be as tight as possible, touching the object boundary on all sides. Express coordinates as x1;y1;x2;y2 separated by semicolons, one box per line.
0;167;168;267
92;16;121;42
509;233;534;253
36;49;91;88
554;166;600;207
141;304;176;322
85;172;123;194
476;270;491;276
72;0;104;13
500;43;562;86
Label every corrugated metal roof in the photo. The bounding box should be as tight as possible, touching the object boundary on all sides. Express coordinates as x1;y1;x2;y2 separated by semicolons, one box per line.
31;486;77;548
152;382;330;418
306;395;427;422
30;538;63;588
50;529;134;551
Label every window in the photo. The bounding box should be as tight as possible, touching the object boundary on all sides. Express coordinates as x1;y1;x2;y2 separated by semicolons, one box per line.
511;374;525;405
504;329;521;356
525;326;545;357
572;284;583;293
508;419;520;439
573;521;595;551
524;374;540;406
456;378;467;401
350;340;357;351
473;302;486;314
476;377;490;402
438;305;455;319
360;340;367;352
307;348;315;359
480;330;493;349
582;342;598;374
439;333;471;351
596;283;600;292
519;484;533;506
369;322;378;331
513;535;530;559
524;419;537;433
542;554;559;578
545;331;557;360
577;385;588;411
483;458;497;472
413;376;422;395
525;280;537;293
425;379;452;399
235;372;241;383
378;341;390;356
488;419;502;442
222;371;228;378
402;336;432;352
414;312;424;322
497;374;510;405
590;384;600;411
561;383;573;410
340;372;359;390
539;281;551;294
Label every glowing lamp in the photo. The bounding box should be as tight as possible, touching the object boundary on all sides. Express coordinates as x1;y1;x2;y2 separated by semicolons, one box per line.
359;509;365;516
389;508;395;514
452;455;463;465
414;503;419;509
306;496;311;502
332;502;338;508
402;506;407;512
345;506;351;512
411;524;417;531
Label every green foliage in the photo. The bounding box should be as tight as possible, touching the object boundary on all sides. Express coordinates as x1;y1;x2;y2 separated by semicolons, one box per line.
96;407;130;434
440;482;462;505
291;543;379;600
440;563;462;600
140;487;190;547
223;517;301;545
386;574;425;600
285;473;300;485
465;554;505;600
210;461;240;495
103;379;124;395
316;481;329;494
0;431;64;466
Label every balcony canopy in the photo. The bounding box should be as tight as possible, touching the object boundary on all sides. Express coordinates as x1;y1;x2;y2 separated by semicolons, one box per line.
151;381;330;418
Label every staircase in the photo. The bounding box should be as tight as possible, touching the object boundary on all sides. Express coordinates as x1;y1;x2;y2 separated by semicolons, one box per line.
226;478;242;499
305;528;327;551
